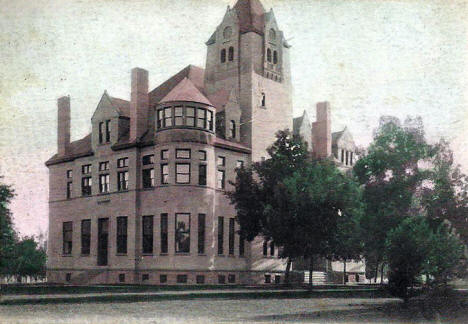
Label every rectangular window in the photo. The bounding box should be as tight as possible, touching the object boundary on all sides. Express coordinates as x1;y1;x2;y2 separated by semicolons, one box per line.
176;149;191;159
239;234;245;256
186;107;195;126
236;160;244;169
198;214;205;254
218;216;224;255
229;218;235;255
174;106;183;126
117;171;129;191
99;174;110;193
99;122;104;143
263;240;268;256
67;170;73;178
160;214;168;254
63;221;73;255
350;152;354;166
218;275;226;284
264;274;271;284
345;151;349;166
117;157;129;168
228;274;236;284
163;107;172;127
217;170;225;189
142;154;154;165
161;149;169;160
270;241;275;256
67;182;73;199
198;164;207;186
105;120;111;142
217;156;225;166
175;213;190;253
81;219;91;255
82;164;91;174
157;109;163;129
99;161;109;171
199;150;206;161
177;274;188;283
208;111;213;131
142;168;155;188
119;273;125;283
66;273;71;282
196;275;205;284
197;108;206;128
176;163;190;184
161;164;169;184
116;216;128;254
160;274;167;283
142;274;150;281
81;177;92;196
142;215;154;254
341;149;344;163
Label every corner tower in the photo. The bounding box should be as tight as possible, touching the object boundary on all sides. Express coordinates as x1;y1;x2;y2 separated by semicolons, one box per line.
204;0;293;161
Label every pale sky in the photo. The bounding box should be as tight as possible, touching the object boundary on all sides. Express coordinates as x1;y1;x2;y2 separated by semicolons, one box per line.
0;0;467;237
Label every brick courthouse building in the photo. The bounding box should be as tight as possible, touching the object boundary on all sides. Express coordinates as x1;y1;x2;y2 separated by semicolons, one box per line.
46;0;358;285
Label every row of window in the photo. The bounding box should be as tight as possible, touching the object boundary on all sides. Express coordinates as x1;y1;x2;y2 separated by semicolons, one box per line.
266;48;279;65
157;106;213;131
66;152;244;198
340;149;354;166
220;47;235;63
63;214;244;257
98;120;111;144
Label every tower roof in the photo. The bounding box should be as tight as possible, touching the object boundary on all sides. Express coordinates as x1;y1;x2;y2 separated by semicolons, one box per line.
160;77;212;106
233;0;266;35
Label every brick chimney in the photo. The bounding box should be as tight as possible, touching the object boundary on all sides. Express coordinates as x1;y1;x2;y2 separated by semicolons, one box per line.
57;96;70;156
312;101;331;159
130;67;149;142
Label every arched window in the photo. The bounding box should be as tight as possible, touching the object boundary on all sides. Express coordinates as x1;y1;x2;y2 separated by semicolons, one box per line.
273;51;278;64
261;93;266;107
223;26;232;39
228;47;234;61
267;48;272;62
269;28;276;42
229;120;236;138
220;49;226;63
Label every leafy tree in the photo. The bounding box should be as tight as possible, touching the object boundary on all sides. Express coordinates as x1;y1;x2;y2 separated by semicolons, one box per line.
0;178;17;278
353;117;434;282
385;216;432;303
229;130;362;286
11;237;47;281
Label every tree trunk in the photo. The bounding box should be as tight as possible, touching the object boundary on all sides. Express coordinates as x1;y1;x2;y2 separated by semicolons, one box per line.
285;258;292;286
343;259;347;285
308;256;314;290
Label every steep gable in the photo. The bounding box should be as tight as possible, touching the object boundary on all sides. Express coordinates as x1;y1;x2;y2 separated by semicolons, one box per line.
160;77;212;105
233;0;266;35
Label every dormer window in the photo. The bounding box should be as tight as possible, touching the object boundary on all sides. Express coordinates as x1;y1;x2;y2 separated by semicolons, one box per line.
99;120;111;144
229;120;236;139
105;120;111;142
221;49;226;63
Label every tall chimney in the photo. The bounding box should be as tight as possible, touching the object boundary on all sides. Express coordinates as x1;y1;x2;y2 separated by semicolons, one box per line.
57;96;70;156
130;67;149;142
312;101;331;159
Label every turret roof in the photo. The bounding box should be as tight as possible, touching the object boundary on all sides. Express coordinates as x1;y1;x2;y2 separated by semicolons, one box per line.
233;0;266;35
160;77;212;105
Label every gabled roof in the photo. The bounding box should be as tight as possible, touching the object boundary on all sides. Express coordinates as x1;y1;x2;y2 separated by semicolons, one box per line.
233;0;266;35
207;89;231;111
293;110;310;134
149;65;205;106
110;97;130;117
45;134;93;165
332;127;346;144
160;77;212;106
